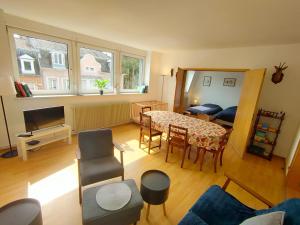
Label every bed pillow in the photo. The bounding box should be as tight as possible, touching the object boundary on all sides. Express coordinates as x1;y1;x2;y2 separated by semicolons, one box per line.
240;211;285;225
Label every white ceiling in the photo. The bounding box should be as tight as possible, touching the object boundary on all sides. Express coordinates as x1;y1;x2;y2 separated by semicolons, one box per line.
1;0;300;51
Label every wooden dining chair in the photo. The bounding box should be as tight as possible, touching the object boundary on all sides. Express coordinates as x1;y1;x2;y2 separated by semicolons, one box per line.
198;128;233;173
141;106;151;113
165;124;190;168
139;112;162;154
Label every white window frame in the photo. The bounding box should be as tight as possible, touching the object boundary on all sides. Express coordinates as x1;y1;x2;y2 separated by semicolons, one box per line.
8;28;73;95
77;43;116;94
120;52;146;93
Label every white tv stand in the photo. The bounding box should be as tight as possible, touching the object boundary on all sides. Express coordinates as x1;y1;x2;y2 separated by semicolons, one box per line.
16;124;72;161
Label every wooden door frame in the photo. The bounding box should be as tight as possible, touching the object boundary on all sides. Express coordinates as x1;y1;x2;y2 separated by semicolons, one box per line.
182;68;249;72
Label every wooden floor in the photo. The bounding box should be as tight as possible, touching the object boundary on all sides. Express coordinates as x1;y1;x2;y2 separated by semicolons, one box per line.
0;123;288;225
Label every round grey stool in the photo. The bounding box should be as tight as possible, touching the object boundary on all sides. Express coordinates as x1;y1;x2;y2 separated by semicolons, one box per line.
140;170;170;220
0;198;43;225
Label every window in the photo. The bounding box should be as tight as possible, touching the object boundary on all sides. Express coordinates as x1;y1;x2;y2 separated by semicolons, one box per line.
47;78;58;90
120;54;145;92
19;54;35;74
51;52;65;68
79;46;114;93
10;32;71;94
9;28;148;96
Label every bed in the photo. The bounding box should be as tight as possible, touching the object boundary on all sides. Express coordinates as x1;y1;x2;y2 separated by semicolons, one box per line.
187;103;223;115
213;106;238;127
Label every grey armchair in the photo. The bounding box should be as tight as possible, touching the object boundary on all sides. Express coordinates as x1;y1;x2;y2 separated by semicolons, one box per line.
77;129;124;203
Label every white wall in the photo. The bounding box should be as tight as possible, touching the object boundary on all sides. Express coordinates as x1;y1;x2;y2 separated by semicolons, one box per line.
159;44;300;158
0;11;161;149
188;71;244;109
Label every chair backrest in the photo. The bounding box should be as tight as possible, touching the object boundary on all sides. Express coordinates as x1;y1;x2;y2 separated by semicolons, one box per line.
78;129;113;160
141;106;151;113
140;112;152;131
168;124;188;146
219;128;233;151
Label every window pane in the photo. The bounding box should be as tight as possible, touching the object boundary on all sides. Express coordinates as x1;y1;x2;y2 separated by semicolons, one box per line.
12;33;70;93
121;55;144;91
79;47;114;93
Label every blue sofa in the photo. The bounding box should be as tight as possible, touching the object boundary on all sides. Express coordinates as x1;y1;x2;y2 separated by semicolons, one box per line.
179;175;300;225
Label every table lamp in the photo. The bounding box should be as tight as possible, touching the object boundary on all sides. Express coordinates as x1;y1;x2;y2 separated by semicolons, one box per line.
0;76;17;158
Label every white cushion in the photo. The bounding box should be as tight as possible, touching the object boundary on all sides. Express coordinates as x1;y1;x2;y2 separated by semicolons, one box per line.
240;211;285;225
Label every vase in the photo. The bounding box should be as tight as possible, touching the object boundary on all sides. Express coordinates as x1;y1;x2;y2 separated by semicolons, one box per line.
99;90;104;95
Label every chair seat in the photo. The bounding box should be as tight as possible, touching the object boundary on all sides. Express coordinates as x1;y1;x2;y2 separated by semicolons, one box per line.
141;128;162;137
80;157;124;186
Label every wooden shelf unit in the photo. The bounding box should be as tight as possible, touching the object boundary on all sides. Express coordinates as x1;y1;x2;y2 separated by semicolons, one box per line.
248;109;285;160
16;124;72;161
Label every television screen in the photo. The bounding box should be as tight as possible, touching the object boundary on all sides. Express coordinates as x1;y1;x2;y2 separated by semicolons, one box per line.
23;106;65;132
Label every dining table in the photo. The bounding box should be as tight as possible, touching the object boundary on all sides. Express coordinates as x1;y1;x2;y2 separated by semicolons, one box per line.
144;111;227;150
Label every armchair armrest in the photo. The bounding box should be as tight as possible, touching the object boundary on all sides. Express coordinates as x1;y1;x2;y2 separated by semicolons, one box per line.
223;173;274;208
76;148;81;160
113;142;124;166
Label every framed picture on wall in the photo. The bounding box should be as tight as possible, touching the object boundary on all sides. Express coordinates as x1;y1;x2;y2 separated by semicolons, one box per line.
223;78;236;87
203;76;212;86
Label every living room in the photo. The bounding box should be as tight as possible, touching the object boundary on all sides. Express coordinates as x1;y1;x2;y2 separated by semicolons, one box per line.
0;1;300;225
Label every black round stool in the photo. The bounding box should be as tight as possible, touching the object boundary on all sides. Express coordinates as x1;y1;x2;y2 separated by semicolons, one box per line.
0;198;43;225
140;170;170;220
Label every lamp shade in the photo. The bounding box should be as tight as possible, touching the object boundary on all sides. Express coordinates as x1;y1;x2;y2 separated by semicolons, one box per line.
0;76;16;96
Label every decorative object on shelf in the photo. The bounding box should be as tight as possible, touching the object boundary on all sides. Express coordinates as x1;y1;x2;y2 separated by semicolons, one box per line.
272;62;288;84
14;81;32;97
0;76;18;158
95;79;109;95
203;76;211;86
248;109;285;160
223;78;236;87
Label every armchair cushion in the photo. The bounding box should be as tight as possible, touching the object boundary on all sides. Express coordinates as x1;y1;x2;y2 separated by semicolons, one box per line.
79;157;124;186
189;185;255;225
256;199;300;225
79;129;114;160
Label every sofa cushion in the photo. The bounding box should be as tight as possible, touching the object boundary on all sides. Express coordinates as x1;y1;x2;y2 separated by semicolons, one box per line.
190;185;256;225
256;198;300;225
240;211;285;225
178;211;208;225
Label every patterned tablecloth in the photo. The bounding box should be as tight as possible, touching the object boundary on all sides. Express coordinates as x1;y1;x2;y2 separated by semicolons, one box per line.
145;111;226;150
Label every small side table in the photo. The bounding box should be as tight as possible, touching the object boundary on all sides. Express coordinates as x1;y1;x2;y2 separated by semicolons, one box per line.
0;198;43;225
140;170;170;220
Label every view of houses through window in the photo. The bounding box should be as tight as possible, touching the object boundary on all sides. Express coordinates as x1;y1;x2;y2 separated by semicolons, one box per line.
10;31;147;95
79;47;114;93
12;33;69;92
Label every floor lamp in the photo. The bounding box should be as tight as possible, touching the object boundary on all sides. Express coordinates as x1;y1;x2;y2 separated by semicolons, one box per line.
0;76;17;158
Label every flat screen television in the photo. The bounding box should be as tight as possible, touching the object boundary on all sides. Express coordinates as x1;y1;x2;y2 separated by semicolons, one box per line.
23;106;65;132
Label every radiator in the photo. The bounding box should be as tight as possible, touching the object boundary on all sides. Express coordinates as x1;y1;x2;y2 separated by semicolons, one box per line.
73;102;131;132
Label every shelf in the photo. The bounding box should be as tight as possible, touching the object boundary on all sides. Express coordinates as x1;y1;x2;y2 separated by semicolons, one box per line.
247;145;271;160
256;126;278;133
260;110;285;120
253;139;275;146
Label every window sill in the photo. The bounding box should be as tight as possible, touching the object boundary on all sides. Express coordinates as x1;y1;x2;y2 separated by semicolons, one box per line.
14;91;148;99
